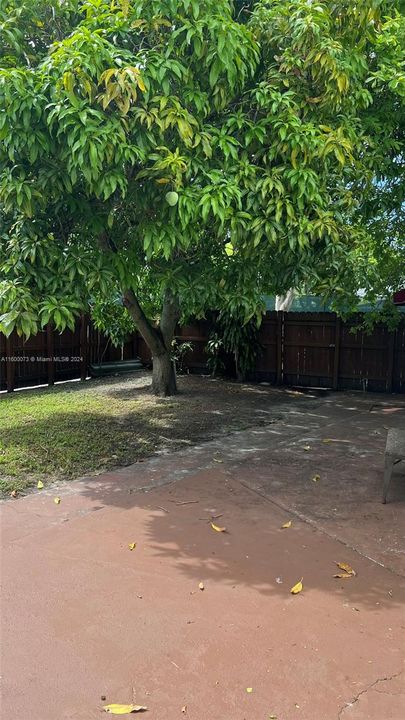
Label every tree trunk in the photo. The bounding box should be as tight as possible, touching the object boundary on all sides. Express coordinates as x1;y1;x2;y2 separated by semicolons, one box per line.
152;351;177;396
275;289;295;311
123;288;180;397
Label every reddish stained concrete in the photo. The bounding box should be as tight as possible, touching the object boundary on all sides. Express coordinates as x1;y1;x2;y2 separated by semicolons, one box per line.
1;390;405;720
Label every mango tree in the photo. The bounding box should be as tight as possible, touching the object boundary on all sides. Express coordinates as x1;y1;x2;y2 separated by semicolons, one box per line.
0;0;404;394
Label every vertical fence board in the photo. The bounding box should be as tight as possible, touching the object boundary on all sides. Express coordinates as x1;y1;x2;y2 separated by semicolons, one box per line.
47;323;55;386
276;311;283;384
80;316;88;381
333;317;341;391
393;323;405;393
6;335;14;392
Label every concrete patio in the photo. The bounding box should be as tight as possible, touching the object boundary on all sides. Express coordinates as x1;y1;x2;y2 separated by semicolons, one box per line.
1;389;405;719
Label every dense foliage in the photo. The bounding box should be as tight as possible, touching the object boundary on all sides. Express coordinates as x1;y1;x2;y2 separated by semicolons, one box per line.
1;0;404;393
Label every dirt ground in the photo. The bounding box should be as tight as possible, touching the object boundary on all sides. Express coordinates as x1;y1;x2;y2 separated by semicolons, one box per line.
1;382;405;719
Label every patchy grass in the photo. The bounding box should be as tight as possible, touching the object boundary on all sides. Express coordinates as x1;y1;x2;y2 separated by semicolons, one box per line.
0;372;285;496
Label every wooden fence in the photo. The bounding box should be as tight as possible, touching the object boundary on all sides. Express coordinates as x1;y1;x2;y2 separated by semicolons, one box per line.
1;312;404;393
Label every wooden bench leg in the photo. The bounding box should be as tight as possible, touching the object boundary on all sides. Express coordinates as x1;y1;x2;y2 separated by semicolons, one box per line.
382;456;394;504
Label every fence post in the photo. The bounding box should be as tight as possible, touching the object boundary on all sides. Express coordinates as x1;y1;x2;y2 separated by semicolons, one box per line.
386;329;396;394
80;315;88;381
5;335;15;392
276;311;284;384
47;323;55;386
333;316;341;390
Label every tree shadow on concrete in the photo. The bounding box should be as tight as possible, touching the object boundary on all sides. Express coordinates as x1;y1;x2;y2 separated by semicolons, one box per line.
72;444;405;613
3;385;405;613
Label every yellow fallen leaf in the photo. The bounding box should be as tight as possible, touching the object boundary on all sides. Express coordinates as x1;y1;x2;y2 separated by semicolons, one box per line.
54;497;61;504
334;573;352;579
282;520;292;529
211;523;227;532
290;578;303;594
37;480;44;489
103;704;147;714
336;562;356;576
128;543;137;551
199;581;204;591
312;474;320;482
246;687;253;693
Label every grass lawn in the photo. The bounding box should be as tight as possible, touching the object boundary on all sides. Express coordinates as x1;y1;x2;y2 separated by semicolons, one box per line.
0;372;283;496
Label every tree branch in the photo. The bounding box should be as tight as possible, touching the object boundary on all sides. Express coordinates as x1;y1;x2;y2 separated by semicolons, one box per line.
123;288;166;357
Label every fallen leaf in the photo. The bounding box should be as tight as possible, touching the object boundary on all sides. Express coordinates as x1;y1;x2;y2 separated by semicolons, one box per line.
181;706;187;713
10;490;17;498
312;474;320;482
334;573;352;579
303;445;311;451
37;480;44;489
213;458;223;463
269;716;278;719
128;543;137;551
103;704;147;714
211;522;227;533
246;688;253;693
282;520;292;529
290;578;303;594
336;562;356;576
322;439;331;443
199;581;204;591
54;497;61;504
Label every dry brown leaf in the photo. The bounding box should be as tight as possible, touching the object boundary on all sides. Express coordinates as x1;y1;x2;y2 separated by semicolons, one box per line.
198;581;204;591
103;704;147;714
336;562;356;576
128;543;137;551
290;578;303;594
282;520;292;529
54;497;61;504
334;573;352;579
211;522;227;533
